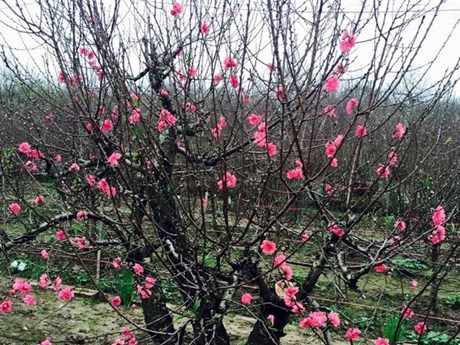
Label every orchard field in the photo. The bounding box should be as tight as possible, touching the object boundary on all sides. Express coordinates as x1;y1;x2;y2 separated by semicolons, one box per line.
0;1;459;345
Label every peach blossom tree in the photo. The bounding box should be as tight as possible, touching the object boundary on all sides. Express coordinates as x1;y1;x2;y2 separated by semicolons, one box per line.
0;1;459;345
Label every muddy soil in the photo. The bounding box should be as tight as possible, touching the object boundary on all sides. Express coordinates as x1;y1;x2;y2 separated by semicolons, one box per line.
0;277;350;345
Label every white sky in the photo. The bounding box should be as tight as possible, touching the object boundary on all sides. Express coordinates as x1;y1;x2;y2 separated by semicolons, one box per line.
0;0;460;94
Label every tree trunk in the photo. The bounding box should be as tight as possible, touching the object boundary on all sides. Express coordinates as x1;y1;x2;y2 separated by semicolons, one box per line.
191;316;230;345
141;293;180;344
246;302;291;345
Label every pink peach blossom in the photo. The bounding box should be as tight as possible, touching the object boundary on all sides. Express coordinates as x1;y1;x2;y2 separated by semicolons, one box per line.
324;76;340;93
241;293;253;305
260;240;277;254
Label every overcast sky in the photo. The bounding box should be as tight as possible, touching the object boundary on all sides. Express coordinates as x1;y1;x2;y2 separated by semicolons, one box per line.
0;0;459;94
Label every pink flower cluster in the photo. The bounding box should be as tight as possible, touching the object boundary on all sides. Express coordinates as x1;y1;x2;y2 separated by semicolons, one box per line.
108;152;122;168
211;117;227;138
248;115;277;157
346;328;361;340
328;224;345;238
76;210;88;221
79;46;103;79
355;125;368;137
111;327;138;345
273;255;293;284
224;56;238;69
228;74;239;88
241;292;253;305
157;109;177;132
299;311;340;329
200;22;209;35
260;240;277;254
18;142;44;172
8;202;21;215
346;98;359;115
414;322;427;334
170;2;183;16
279;282;304;313
136;276;156;300
340;29;356;53
376;163;390;179
286;159;304;180
101;119;114;133
429;206;446;244
401;305;415;319
217;172;237;190
392;122;405;139
325;136;340;167
73;236;87;249
324;76;340;93
97;178;117;198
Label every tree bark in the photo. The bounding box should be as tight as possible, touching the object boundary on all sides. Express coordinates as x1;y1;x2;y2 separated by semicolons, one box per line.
141;293;180;344
246;301;291;345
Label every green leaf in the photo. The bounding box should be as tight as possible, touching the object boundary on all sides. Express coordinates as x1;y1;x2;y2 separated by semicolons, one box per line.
191;298;201;315
444;137;453;145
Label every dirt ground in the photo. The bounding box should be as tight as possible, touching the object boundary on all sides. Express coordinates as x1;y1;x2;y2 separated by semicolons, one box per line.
0;277;354;345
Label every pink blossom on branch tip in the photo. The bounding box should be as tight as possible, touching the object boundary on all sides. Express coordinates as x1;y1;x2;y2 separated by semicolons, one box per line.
70;163;80;172
324;105;336;118
112;257;122;269
34;195;45;205
374;263;387;273
108;152;122;168
8;203;21;215
346;98;359;115
260;240;277;254
200;22;209;35
76;210;88;220
401;305;415;319
217;172;237;190
23;294;36;306
228;74;239;88
0;300;13;313
355;125;368;137
39;274;50;288
213;74;222;84
392;122;406;139
223;56;238;69
111;296;122;307
266;142;277;157
58;287;74;301
241;293;253;305
346;328;361;340
133;263;144;276
324;76;340;93
100;119;114;133
267;314;275;326
56;230;66;240
328;311;341;327
394;220;406;231
414;322;427;334
330;158;338;167
12;278;32;294
375;337;390;345
340;30;356;53
432;206;446;226
170;2;183;16
248;114;262;126
376;163;390;179
40;250;49;259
